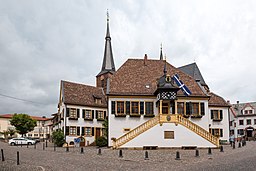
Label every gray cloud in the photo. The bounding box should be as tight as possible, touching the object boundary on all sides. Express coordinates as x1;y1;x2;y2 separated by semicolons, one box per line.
0;0;255;117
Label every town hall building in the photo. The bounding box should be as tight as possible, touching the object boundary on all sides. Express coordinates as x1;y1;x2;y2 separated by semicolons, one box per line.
53;14;230;148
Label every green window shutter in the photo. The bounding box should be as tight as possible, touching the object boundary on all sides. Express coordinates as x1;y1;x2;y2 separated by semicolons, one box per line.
96;110;98;119
186;102;190;115
66;126;69;135
77;127;80;136
140;102;144;115
91;127;94;136
104;111;107;119
77;109;80;118
82;109;85;118
111;101;116;114
220;110;223;120
126;101;130;114
92;110;94;119
66;108;70;117
220;129;223;137
81;127;85;136
200;103;205;115
211;110;214;119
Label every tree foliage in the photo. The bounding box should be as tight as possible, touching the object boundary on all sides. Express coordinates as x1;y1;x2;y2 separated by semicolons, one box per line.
10;113;37;136
52;130;65;147
102;119;108;139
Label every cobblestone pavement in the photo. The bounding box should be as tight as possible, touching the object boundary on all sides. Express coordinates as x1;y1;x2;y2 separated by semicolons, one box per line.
0;141;256;171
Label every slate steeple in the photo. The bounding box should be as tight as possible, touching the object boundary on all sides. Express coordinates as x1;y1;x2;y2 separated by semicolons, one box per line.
98;11;115;76
96;11;116;93
160;44;163;60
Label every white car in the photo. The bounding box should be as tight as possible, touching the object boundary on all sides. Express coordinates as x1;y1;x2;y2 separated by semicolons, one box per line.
9;138;36;146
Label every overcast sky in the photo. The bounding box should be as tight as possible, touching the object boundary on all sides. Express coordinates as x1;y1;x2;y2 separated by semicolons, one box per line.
0;0;256;117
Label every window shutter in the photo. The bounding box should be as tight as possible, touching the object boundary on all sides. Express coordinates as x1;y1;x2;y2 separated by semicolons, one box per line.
96;110;98;119
91;127;94;136
111;101;116;114
82;109;85;118
81;127;85;136
140;102;144;115
77;109;80;118
92;110;94;119
212;129;215;135
126;101;130;114
211;110;214;119
66;126;69;135
66;108;70;117
186;102;190;115
77;127;80;136
220;110;223;120
220;129;223;137
200;103;205;115
104;111;107;119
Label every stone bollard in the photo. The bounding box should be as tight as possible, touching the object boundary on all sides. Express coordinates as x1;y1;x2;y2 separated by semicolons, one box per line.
175;151;181;160
27;144;28;148
1;149;4;161
119;149;123;158
66;146;69;152
233;142;235;149
208;148;212;155
220;145;224;152
144;151;149;160
46;141;48;148
54;144;56;151
244;140;246;146
17;151;20;165
195;149;200;157
98;148;102;155
81;147;84;154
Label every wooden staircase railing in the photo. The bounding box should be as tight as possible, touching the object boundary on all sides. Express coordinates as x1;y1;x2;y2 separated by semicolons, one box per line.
112;114;219;149
112;116;160;149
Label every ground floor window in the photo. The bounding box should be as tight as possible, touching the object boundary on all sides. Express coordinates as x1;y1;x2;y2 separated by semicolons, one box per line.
164;131;174;139
237;129;244;135
69;126;76;136
209;128;223;137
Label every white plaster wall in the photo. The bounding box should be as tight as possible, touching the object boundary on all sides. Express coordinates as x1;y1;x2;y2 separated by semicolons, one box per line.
123;123;216;148
208;107;229;141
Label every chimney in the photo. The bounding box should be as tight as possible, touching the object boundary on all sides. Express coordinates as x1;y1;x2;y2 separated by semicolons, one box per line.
144;54;148;66
235;101;239;110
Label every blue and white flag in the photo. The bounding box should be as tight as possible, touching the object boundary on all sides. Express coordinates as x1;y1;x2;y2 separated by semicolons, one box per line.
172;74;192;96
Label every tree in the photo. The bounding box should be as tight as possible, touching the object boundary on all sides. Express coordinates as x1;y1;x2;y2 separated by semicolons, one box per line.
52;130;65;147
10;113;37;137
8;128;16;138
102;119;108;139
0;130;9;142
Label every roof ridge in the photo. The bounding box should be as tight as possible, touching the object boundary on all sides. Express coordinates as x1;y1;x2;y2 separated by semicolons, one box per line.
62;80;99;89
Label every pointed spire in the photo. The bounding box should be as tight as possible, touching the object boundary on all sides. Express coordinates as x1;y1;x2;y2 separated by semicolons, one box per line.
163;55;167;75
98;10;116;76
160;43;163;60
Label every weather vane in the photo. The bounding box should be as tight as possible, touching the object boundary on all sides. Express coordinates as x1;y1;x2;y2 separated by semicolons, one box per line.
107;9;109;22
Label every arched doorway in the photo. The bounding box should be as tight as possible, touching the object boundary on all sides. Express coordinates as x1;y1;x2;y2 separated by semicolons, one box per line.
245;127;254;141
79;136;86;146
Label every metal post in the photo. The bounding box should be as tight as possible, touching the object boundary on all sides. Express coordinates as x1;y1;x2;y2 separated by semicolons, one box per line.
144;151;149;160
17;151;20;165
233;142;235;149
119;149;123;158
1;149;4;161
98;148;101;155
45;140;48;148
43;143;45;150
34;143;36;149
54;144;56;151
66;146;69;152
195;149;200;157
175;151;180;160
238;142;241;148
81;147;84;154
208;148;212;155
220;145;224;152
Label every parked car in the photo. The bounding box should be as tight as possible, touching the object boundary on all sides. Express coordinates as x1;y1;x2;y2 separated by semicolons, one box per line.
9;138;36;146
24;137;40;143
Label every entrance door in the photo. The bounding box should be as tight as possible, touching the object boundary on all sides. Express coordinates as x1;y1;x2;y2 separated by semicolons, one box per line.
79;137;85;147
96;128;101;139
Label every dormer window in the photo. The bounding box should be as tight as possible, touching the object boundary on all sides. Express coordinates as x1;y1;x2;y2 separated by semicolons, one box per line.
244;110;253;114
93;94;102;104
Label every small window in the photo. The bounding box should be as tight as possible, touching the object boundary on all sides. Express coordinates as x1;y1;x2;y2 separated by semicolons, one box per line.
34;134;39;137
70;108;77;118
239;120;244;125
69;126;76;136
123;128;130;132
247;119;251;125
131;102;139;114
145;102;154;115
254;119;256;125
117;101;125;114
177;102;184;114
164;131;174;139
85;127;91;136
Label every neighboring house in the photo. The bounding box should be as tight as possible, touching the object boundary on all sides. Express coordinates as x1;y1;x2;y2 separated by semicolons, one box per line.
0;114;52;140
229;101;256;141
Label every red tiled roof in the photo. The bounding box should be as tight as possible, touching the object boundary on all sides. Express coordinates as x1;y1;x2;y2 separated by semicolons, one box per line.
109;59;207;97
209;92;230;107
0;114;51;121
62;80;107;107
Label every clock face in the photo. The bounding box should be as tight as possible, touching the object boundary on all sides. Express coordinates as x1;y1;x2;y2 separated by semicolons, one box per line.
161;92;176;100
166;75;171;83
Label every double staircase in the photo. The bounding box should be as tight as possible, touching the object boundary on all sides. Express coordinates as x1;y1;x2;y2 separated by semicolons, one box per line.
112;114;219;149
